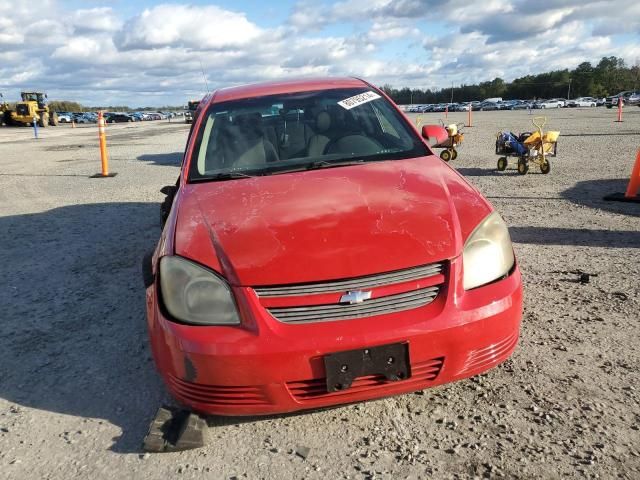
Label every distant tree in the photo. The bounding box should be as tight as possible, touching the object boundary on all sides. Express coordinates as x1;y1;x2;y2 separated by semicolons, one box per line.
49;101;84;112
384;56;637;104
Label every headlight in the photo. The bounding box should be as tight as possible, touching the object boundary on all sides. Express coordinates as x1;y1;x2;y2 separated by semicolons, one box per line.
159;256;240;325
462;212;515;290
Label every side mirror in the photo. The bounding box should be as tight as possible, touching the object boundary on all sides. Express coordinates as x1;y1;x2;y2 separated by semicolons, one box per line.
421;125;448;147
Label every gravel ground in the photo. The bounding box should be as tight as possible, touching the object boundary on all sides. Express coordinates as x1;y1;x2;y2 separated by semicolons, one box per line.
0;109;639;479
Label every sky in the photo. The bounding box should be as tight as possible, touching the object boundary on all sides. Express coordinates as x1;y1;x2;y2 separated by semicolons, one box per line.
0;0;639;106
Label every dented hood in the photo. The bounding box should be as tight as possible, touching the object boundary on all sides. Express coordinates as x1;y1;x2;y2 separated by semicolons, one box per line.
175;156;492;286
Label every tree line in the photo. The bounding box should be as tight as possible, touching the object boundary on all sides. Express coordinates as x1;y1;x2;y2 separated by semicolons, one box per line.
381;56;640;104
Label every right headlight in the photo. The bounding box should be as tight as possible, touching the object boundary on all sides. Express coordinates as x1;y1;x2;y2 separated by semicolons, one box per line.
159;256;240;325
462;212;515;290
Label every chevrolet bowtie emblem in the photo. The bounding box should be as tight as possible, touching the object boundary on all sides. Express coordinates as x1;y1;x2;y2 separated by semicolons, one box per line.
340;290;372;304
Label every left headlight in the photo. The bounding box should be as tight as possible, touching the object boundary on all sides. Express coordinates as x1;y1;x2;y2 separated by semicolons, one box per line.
159;256;240;325
462;212;515;290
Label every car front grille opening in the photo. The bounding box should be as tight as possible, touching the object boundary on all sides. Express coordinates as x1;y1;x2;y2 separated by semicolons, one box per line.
267;286;439;323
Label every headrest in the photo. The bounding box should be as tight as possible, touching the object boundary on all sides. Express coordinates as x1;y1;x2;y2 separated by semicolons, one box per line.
315;111;330;132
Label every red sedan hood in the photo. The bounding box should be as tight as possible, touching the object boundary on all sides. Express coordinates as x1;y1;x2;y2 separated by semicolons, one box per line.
176;156;491;286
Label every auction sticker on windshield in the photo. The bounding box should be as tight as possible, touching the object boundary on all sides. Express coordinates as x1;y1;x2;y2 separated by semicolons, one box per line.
338;91;381;110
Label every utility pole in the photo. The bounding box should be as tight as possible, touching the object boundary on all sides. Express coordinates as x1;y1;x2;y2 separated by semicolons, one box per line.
410;90;413;106
567;78;572;100
450;82;454;104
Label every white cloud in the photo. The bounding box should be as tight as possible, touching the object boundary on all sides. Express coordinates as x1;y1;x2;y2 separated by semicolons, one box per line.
115;4;262;50
71;8;122;33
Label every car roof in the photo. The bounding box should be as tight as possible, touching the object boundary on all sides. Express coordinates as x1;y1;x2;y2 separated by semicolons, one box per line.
210;77;370;104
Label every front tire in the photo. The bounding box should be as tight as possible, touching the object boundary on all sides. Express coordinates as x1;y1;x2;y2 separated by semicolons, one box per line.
440;150;452;162
497;157;508;171
517;157;529;175
39;113;48;128
540;160;551;174
50;112;59;126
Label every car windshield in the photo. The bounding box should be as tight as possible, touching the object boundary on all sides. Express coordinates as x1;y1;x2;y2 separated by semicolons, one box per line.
188;87;427;182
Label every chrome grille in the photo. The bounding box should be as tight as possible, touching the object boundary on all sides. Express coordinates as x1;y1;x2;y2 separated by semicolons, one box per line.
254;263;444;297
268;286;439;323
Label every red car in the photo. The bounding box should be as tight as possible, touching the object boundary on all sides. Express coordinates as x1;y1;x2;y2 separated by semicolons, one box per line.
144;77;522;416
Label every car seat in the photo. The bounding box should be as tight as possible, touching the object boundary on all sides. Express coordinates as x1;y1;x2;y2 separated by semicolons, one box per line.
306;111;331;157
210;113;278;170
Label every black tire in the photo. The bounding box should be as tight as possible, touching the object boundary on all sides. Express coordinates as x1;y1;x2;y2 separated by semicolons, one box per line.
50;112;59;126
451;149;458;160
540;160;551;174
517;157;529;175
440;150;452;162
142;250;155;288
39;113;48;128
497;157;508;171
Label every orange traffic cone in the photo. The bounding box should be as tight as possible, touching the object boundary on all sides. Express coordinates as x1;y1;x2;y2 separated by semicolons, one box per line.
90;111;117;178
604;149;640;203
625;150;640;198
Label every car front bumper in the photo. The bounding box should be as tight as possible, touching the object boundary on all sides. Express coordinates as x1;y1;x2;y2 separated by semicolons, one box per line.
146;257;522;416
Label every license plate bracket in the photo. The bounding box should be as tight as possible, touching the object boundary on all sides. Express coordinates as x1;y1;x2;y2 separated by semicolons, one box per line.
324;342;410;392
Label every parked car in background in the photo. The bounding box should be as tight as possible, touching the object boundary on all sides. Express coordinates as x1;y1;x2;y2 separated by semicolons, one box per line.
627;93;640;106
595;97;606;107
566;97;597;107
144;77;523;417
104;112;133;123
535;99;565;109
605;91;638;108
75;113;95;124
511;100;533;110
479;101;499;111
56;112;73;123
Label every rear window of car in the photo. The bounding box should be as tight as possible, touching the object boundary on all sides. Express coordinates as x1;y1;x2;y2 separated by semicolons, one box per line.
187;87;427;182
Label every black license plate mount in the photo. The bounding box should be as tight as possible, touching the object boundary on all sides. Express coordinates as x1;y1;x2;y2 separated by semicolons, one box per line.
324;342;410;393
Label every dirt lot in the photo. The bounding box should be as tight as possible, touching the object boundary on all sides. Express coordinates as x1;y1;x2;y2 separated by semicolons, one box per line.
1;109;639;479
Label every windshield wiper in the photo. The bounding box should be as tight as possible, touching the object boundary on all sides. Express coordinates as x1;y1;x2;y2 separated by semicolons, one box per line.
191;171;255;182
305;159;367;170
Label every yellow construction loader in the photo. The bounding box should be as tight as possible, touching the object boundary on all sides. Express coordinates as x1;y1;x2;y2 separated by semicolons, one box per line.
4;91;59;127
